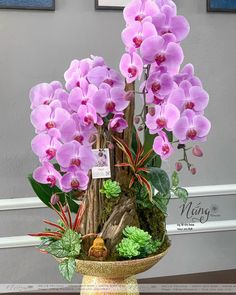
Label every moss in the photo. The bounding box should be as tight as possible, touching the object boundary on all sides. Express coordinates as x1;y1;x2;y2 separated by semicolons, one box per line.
137;206;170;253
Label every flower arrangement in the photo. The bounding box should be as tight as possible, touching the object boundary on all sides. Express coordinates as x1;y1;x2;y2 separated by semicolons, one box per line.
28;0;210;281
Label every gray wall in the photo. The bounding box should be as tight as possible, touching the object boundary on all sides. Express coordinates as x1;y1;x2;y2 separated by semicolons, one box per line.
0;0;235;284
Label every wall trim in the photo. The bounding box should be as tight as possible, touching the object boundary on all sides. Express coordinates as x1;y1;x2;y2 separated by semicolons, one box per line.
0;184;236;211
0;220;236;249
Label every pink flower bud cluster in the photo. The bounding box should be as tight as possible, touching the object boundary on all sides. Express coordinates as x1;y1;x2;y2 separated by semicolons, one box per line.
119;0;211;160
30;56;130;192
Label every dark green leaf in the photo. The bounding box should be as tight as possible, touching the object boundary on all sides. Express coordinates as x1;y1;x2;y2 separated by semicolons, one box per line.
174;187;188;203
47;240;71;258
59;258;76;282
143;129;155;154
152;192;171;215
28;174;79;213
164;130;173;143
131;126;140;154
148;167;170;194
172;171;179;187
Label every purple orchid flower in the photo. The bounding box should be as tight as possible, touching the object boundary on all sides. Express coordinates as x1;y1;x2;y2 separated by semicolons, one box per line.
30;81;63;109
173;109;211;143
123;0;160;24
64;59;91;91
146;70;173;104
56;141;95;173
122;21;157;49
146;103;180;134
168;80;209;114
153;131;174;160
87;66;124;88
60;116;97;146
120;51;143;83
140;35;184;71
155;0;176;11
152;4;190;42
68;79;98;112
60;168;89;192
92;84;129;117
108;114;128;133
174;63;203;87
31;105;70;133
31;133;62;161
77;103;101;127
90;55;106;68
33;162;61;187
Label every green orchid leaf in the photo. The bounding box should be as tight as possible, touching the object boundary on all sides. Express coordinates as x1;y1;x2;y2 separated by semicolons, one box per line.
172;171;179;187
174;187;188;203
58;258;76;282
148;167;170;194
152;193;171;216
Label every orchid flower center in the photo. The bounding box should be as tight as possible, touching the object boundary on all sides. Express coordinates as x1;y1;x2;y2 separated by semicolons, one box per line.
106;101;116;112
103;79;114;86
84;115;94;125
161;29;172;35
81;98;88;105
71;179;80;190
156;117;167;128
46;148;56;160
43;98;52;105
135;14;145;22
76;81;80;87
71;158;81;167
162;144;170;155
187;128;197;140
185;101;195;110
155;54;166;65
127;66;137;78
151;82;161;93
153;96;162;105
113;121;120;129
46;175;56;187
133;36;143;48
74;135;84;144
45;121;56;129
89;134;97;144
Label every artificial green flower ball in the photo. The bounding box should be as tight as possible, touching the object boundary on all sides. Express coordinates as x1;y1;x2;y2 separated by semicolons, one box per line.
116;238;140;259
123;226;152;248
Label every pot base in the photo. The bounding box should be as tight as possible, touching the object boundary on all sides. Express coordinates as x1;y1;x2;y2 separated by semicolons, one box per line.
81;275;139;295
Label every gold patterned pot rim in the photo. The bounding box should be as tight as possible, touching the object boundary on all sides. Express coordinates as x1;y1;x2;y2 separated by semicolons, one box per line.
71;248;169;278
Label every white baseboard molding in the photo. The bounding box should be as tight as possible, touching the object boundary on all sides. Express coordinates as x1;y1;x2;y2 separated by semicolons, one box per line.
1;184;236;211
0;220;236;249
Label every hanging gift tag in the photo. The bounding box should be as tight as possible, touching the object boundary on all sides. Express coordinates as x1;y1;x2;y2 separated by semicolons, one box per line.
92;148;111;179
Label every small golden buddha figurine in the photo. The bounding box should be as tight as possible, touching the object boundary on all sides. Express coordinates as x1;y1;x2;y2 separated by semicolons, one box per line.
88;237;108;261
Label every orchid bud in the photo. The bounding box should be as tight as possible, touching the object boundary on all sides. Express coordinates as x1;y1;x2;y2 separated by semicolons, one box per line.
134;116;140;124
138;125;144;131
50;194;59;205
192;145;203;157
89;134;97;144
125;90;135;101
190;167;197;175
108;143;114;150
148;107;155;116
175;162;183;172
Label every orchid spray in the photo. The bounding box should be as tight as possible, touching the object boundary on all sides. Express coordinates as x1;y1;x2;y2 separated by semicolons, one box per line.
29;0;210;278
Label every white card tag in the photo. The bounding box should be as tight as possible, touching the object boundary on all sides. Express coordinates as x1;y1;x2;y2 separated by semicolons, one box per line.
92;148;111;179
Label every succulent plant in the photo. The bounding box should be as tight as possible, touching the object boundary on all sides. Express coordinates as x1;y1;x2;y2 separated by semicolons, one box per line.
117;226;161;259
116;238;140;259
123;226;152;247
100;180;121;199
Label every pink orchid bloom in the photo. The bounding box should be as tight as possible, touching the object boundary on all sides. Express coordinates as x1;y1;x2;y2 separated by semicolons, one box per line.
33;162;61;187
146;103;180;134
31;133;62;161
30;105;70;133
60;168;89;192
153;131;174;160
120;52;143;83
174;109;211;143
108;114;128;133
